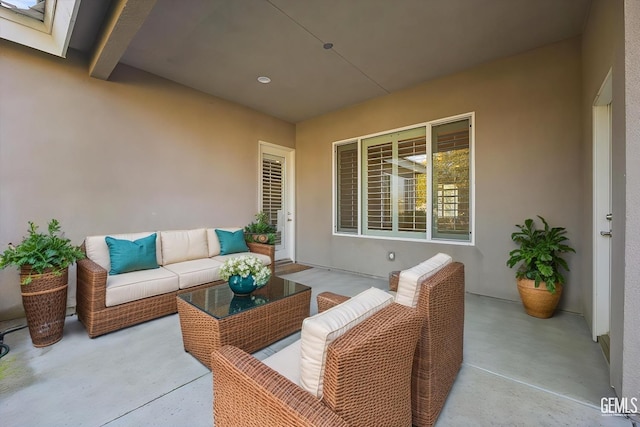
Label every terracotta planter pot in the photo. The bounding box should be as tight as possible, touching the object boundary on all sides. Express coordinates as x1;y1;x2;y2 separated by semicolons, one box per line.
516;278;562;319
20;266;68;347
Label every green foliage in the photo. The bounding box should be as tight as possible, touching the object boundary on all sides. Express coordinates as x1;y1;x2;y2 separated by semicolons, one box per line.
244;211;277;244
0;219;85;285
506;216;576;294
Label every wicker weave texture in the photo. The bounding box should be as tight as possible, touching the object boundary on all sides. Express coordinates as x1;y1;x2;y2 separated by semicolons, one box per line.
211;303;421;427
20;268;69;347
178;287;311;369
322;303;422;427
316;292;349;313
212;346;349;427
315;262;465;427
75;242;275;338
411;262;465;427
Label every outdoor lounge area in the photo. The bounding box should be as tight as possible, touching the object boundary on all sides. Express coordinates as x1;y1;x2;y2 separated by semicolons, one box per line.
0;267;629;426
1;0;640;426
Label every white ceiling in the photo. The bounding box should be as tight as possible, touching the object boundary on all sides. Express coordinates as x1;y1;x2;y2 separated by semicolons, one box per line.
69;0;591;123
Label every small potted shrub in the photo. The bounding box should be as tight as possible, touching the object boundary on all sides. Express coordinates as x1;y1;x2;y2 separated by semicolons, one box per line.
506;216;576;318
0;219;84;347
244;211;276;244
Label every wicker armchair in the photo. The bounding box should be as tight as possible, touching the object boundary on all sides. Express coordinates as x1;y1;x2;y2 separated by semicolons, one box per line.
212;303;423;427
317;262;465;427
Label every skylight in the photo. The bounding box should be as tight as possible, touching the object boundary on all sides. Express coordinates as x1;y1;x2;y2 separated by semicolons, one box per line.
0;0;81;57
0;0;45;21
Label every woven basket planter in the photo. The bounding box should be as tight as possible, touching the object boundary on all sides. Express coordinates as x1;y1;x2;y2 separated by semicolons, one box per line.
517;278;562;319
20;266;68;347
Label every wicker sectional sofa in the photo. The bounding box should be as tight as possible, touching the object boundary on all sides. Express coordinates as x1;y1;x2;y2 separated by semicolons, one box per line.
76;227;274;338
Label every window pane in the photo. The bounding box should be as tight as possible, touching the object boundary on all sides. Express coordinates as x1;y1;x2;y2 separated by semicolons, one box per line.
366;142;393;231
363;127;426;237
397;136;427;232
432;119;471;240
336;143;358;233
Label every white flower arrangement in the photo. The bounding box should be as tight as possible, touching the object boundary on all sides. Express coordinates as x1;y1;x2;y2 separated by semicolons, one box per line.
219;255;271;286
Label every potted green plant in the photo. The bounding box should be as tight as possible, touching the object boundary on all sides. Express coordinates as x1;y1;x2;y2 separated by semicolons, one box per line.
219;255;271;296
244;211;277;244
0;219;84;347
506;216;576;318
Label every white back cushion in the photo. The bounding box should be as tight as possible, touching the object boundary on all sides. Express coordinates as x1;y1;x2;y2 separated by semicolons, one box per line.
206;227;241;257
85;232;162;272
159;229;208;265
300;287;393;398
395;253;452;308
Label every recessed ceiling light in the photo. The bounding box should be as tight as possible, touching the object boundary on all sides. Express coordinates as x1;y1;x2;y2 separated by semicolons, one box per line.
257;76;271;84
323;43;334;50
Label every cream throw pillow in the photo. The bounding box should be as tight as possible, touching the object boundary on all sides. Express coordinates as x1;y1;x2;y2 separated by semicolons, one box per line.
299;287;393;398
395;253;452;308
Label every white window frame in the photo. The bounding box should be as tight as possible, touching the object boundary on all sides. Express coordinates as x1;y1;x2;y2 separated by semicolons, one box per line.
332;112;475;246
0;0;81;57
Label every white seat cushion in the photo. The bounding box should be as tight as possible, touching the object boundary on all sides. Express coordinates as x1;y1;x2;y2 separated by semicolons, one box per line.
212;252;271;266
85;232;163;272
159;229;209;265
395;253;452;308
262;340;302;386
105;267;179;307
163;258;223;289
299;287;393;398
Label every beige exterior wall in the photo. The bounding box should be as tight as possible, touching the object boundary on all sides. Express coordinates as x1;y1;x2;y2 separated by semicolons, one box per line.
296;38;584;312
621;0;640;401
583;0;640;399
582;0;624;393
0;41;295;320
580;0;619;335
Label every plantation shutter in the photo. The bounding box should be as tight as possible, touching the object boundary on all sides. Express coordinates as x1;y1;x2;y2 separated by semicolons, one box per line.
365;141;393;231
363;127;426;237
336;143;358;233
397;135;427;232
261;154;283;245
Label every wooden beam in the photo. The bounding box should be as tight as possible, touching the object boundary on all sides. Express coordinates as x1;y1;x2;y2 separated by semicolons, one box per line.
89;0;157;80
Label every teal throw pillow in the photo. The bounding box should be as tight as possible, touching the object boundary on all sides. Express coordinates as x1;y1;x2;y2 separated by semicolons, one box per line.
105;233;159;275
215;229;249;255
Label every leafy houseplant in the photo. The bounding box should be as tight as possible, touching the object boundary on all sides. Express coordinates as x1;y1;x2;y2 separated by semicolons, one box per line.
0;219;85;284
219;255;271;295
506;216;575;293
0;219;84;347
506;216;576;319
244;211;277;244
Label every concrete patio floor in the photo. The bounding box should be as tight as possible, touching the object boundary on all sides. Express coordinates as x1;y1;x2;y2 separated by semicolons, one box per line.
0;268;631;426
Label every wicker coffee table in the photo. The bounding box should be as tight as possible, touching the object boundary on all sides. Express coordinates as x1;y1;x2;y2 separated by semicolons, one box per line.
176;276;311;369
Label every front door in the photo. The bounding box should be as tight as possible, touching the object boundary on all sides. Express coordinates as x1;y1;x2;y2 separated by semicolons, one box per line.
592;70;612;346
259;142;295;261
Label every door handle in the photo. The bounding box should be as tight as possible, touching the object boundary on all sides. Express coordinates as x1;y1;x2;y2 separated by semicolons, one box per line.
600;231;612;237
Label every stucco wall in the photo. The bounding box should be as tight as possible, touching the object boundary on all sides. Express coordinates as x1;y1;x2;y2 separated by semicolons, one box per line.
0;41;295;320
622;0;640;401
295;38;584;312
580;0;619;337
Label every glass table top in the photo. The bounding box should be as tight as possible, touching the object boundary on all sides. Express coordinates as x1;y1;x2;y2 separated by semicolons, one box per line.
177;276;310;319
